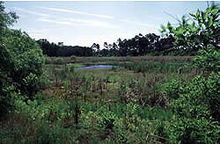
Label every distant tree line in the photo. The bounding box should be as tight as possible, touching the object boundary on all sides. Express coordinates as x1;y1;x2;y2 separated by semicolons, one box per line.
38;16;218;57
37;39;94;57
37;33;177;57
99;33;175;56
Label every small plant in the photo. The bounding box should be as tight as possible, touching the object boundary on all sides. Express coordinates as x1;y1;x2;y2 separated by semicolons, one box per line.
66;63;75;72
54;57;64;64
44;56;51;64
70;55;77;61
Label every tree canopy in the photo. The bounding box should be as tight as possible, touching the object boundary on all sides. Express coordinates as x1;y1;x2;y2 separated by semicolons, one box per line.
0;2;45;116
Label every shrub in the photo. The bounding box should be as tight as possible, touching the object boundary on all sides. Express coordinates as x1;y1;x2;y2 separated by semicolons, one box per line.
54;57;64;64
38;70;51;89
193;45;220;73
44;56;51;64
66;63;75;72
0;3;44;114
161;3;219;55
163;73;220;143
70;55;77;61
165;117;220;144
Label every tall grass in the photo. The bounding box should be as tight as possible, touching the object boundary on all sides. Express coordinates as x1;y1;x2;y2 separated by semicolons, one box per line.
1;57;202;143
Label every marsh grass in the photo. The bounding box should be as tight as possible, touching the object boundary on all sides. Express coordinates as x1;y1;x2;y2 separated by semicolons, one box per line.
0;57;200;143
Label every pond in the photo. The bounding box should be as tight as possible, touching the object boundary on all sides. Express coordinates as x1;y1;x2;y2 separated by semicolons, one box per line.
78;65;118;70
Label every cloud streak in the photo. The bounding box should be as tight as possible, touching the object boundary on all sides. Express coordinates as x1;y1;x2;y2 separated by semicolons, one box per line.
13;7;49;17
38;18;72;25
40;7;114;19
38;17;117;28
69;18;116;28
120;19;156;28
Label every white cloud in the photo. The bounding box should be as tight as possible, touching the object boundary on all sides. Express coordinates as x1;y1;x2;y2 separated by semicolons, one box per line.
120;19;155;27
13;7;49;17
37;17;117;28
38;18;72;25
40;7;114;19
69;18;117;28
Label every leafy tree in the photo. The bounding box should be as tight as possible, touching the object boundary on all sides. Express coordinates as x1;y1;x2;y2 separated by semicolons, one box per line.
0;2;45;116
161;3;220;143
0;1;18;33
161;3;220;55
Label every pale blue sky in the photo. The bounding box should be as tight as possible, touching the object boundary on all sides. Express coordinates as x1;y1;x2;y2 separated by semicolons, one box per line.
4;1;217;47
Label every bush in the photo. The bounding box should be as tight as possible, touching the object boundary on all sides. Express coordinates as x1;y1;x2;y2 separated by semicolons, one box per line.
0;84;16;117
163;73;220;143
44;56;51;64
161;3;219;55
0;2;45;115
70;55;77;61
165;117;220;144
193;45;220;73
54;57;64;64
38;70;51;89
66;63;75;72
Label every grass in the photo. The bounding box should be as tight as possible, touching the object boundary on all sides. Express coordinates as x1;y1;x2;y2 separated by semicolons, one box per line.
0;56;199;143
50;56;193;65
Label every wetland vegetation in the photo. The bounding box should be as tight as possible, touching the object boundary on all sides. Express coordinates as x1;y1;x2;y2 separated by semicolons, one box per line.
0;2;219;144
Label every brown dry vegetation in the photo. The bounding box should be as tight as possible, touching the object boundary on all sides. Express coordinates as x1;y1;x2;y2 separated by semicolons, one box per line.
50;56;193;65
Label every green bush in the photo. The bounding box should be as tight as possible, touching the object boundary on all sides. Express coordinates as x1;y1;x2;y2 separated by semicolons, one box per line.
161;3;219;55
70;55;77;61
162;79;183;100
66;63;75;72
38;70;51;89
54;57;64;64
193;45;220;73
44;56;51;64
160;5;220;142
36;124;74;144
165;117;220;144
0;3;45;115
163;73;220;143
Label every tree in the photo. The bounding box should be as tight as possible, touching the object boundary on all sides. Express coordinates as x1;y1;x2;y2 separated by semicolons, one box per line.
0;1;18;34
91;43;100;56
37;39;95;57
160;3;220;55
0;2;45;116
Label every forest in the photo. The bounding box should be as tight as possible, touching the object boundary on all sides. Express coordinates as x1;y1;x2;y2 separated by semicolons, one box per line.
0;1;220;144
37;33;175;57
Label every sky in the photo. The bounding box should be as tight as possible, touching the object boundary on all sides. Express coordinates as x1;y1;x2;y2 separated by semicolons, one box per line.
4;1;216;47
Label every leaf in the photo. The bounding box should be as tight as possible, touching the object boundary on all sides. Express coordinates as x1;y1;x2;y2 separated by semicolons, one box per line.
206;7;211;14
196;9;200;17
160;25;167;33
211;9;219;15
167;22;173;32
175;27;184;35
190;13;196;18
204;11;208;19
208;18;213;27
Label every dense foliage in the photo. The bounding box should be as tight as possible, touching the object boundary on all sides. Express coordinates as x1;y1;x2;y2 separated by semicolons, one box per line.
37;33;174;57
0;2;45;116
160;3;220;143
161;3;219;55
163;73;220;143
37;39;94;57
0;2;220;144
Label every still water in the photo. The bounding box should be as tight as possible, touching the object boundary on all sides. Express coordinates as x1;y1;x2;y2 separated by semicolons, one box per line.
78;65;118;70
